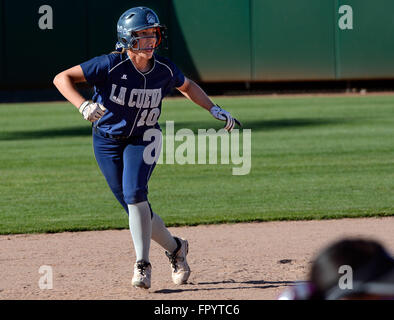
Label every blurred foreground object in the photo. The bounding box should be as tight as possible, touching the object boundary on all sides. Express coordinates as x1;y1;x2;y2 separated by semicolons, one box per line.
278;238;394;300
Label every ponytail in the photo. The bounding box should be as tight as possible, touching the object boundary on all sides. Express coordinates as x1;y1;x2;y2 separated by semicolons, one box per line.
110;48;126;54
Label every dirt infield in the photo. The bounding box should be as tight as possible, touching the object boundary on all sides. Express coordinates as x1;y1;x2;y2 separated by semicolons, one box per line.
1;216;394;300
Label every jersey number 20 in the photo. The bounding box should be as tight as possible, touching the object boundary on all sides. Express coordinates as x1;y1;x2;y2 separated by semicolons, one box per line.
137;107;160;127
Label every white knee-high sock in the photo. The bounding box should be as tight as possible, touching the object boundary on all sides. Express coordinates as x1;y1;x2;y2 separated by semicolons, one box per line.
128;201;152;263
151;212;178;253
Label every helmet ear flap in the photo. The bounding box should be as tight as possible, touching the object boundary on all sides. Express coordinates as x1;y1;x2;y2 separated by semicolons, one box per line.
121;37;135;49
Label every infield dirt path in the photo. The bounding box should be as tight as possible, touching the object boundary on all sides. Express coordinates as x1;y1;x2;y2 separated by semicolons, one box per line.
1;216;394;300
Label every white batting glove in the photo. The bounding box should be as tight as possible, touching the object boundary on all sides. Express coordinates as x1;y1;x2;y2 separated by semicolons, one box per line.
209;105;242;132
79;101;106;122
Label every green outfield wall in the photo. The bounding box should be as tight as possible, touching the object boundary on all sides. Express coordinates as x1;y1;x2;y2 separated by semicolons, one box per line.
335;0;394;79
0;0;5;87
0;0;393;89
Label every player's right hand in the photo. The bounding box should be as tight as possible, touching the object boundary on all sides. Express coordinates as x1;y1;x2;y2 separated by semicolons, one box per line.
79;101;106;122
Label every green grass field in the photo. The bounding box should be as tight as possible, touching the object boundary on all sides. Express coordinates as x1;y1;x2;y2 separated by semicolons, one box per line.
0;95;393;234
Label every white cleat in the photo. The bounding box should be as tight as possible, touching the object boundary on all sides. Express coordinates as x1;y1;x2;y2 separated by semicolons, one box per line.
132;260;151;289
166;237;191;285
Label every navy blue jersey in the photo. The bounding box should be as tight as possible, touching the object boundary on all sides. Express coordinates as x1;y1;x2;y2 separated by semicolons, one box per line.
80;52;185;137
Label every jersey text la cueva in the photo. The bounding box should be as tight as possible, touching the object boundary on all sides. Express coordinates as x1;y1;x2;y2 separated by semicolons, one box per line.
110;85;162;108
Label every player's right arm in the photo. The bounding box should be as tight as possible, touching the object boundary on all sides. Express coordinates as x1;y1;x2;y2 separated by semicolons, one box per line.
53;65;105;122
53;65;87;109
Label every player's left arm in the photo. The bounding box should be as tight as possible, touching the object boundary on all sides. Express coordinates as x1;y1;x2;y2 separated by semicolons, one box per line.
177;77;242;132
176;77;214;111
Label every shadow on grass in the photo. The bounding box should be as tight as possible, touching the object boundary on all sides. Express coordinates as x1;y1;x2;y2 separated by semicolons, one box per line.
154;279;305;294
0;118;347;141
170;118;346;134
0;126;92;141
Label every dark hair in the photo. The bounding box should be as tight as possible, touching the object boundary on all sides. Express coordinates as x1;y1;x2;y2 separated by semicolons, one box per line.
309;238;394;299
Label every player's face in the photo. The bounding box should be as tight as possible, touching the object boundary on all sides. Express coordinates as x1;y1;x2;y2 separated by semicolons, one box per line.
132;28;158;59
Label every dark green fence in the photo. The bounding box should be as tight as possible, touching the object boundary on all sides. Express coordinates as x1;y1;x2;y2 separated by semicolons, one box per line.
335;0;394;79
2;0;87;88
0;0;393;90
251;0;336;81
171;0;251;81
0;0;4;86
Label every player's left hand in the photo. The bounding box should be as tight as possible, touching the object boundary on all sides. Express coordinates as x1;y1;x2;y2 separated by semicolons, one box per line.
209;105;242;132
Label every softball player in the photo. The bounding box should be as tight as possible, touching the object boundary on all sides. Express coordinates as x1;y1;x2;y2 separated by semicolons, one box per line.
53;6;241;289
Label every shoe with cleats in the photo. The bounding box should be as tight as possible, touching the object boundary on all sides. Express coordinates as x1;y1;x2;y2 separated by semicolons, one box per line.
165;237;191;285
132;260;151;289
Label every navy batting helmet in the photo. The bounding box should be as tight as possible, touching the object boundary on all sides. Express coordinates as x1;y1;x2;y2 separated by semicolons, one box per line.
115;7;166;51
